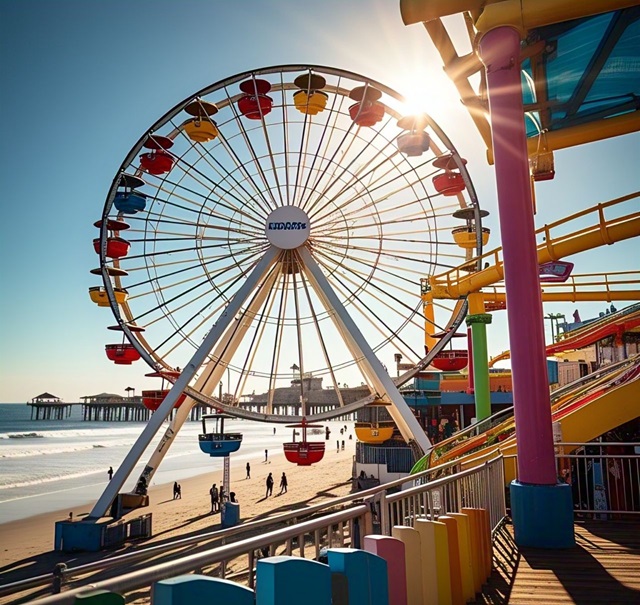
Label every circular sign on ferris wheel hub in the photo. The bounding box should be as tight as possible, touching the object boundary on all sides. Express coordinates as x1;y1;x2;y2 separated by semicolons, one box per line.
265;206;311;249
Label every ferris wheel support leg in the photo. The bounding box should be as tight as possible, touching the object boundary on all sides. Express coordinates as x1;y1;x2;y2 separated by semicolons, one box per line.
299;248;431;454
88;247;279;519
132;267;282;491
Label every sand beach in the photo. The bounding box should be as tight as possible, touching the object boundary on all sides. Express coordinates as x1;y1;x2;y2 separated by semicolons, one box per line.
0;439;357;593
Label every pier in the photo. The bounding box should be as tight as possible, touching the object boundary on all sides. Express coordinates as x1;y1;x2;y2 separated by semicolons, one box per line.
27;393;73;420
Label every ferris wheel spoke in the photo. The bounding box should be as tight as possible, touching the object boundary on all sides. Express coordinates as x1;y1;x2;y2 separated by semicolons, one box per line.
170;118;272;215
297;78;352;212
295;255;347;407
267;265;290;413
304;114;398;219
217;84;281;211
312;248;424;329
154;161;269;227
311;153;433;227
312;255;424;359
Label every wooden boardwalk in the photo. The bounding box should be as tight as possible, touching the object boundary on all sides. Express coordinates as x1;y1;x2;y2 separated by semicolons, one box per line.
475;520;640;604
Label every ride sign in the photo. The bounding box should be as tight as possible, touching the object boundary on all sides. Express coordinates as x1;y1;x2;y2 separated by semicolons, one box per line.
265;206;311;249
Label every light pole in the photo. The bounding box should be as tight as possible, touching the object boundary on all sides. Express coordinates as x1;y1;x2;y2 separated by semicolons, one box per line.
394;353;403;378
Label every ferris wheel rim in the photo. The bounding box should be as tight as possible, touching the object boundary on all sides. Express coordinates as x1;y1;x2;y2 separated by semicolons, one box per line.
95;64;485;422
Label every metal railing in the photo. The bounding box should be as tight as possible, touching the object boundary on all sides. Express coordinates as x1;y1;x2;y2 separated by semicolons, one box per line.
556;442;640;517
23;457;507;604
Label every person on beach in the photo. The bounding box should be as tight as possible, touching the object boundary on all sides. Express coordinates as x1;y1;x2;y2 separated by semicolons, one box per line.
210;483;219;513
273;427;276;435
266;472;274;497
264;449;268;463
176;484;181;499
341;440;345;450
279;472;288;494
108;466;113;481
230;491;237;503
336;440;340;453
173;481;179;499
246;462;251;479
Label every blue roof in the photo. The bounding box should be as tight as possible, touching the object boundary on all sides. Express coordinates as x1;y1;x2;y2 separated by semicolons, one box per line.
521;8;640;138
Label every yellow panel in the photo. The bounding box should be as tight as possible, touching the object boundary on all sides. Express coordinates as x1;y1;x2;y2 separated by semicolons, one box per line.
414;519;440;605
392;526;425;605
447;513;475;603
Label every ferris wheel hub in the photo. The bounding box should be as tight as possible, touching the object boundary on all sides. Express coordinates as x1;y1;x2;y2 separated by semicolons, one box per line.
265;206;311;249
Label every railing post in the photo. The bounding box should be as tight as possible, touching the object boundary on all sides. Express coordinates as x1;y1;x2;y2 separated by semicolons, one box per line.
380;491;389;535
52;563;67;594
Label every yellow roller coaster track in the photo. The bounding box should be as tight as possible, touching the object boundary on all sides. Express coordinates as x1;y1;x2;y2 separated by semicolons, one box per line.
425;192;640;301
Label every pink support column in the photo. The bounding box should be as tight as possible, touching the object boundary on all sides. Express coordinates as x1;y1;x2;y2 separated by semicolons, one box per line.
478;27;556;485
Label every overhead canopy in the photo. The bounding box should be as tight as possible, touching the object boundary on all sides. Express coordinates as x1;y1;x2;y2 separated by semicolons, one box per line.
401;2;640;160
33;392;60;400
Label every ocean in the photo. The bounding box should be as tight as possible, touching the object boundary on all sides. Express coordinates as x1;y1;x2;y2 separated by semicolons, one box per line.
0;403;350;524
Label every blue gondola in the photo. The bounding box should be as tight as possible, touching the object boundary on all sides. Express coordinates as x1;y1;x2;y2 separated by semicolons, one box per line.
198;414;242;457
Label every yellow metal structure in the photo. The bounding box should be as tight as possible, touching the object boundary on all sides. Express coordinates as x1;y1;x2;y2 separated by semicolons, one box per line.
427;193;640;301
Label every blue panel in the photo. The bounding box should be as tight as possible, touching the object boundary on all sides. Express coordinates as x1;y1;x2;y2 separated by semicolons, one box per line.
327;548;389;605
153;575;254;605
522;9;640;137
256;556;331;605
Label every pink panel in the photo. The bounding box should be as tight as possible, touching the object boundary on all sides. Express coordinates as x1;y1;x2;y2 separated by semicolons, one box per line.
363;535;408;605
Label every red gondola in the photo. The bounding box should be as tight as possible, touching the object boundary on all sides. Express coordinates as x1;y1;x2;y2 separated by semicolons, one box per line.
431;349;469;371
105;343;141;365
139;134;175;175
283;418;326;466
142;370;186;411
92;236;130;259
433;172;465;195
348;85;385;127
237;79;273;119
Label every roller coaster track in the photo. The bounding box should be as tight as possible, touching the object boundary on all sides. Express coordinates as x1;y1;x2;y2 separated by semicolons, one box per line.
426;192;640;300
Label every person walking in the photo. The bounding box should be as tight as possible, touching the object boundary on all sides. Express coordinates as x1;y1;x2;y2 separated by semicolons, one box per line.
264;449;268;463
266;472;274;497
279;472;288;494
107;466;113;481
209;483;219;513
173;481;180;499
246;462;251;479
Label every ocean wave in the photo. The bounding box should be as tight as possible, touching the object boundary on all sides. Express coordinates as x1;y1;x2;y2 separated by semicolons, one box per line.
0;442;125;458
3;432;45;439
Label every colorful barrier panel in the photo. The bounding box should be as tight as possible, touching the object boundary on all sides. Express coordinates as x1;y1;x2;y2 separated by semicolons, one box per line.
145;507;495;605
364;534;408;605
392;525;425;605
256;556;332;605
447;512;476;603
153;575;254;605
437;516;464;605
327;547;389;605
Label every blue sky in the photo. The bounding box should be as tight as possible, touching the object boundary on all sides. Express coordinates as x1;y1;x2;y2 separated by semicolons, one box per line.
1;0;638;403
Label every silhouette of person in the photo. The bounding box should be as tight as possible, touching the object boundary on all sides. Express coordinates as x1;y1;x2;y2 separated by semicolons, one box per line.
246;462;251;479
279;472;288;494
264;449;268;462
266;472;274;497
210;483;219;513
173;481;180;499
108;466;113;481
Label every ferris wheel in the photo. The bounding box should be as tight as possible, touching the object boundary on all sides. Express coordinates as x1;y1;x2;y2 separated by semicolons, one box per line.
92;65;484;430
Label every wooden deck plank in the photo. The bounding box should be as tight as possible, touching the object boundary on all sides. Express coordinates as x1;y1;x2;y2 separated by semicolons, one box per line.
472;520;640;604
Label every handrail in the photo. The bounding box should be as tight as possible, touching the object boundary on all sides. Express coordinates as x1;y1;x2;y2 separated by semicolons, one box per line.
0;453;467;598
428;192;640;299
29;506;368;605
